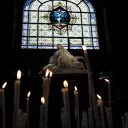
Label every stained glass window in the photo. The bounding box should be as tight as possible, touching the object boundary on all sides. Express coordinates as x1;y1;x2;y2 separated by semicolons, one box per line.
22;0;99;49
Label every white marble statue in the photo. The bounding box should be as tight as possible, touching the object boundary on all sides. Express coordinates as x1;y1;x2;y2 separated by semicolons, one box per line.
39;44;86;74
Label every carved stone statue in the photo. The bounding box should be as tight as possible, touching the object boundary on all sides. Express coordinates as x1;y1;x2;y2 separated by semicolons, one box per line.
39;44;86;74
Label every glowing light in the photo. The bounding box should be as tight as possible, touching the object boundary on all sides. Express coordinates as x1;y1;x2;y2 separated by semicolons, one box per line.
97;94;102;100
45;69;49;77
63;80;68;88
2;82;7;89
27;91;31;98
74;86;77;91
82;45;87;51
41;97;45;104
17;70;21;80
49;71;52;77
104;78;110;83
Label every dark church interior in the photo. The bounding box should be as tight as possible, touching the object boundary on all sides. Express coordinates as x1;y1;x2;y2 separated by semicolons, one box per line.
0;0;128;128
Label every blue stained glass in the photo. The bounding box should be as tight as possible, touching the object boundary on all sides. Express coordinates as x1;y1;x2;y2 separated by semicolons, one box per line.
24;0;32;10
50;7;70;25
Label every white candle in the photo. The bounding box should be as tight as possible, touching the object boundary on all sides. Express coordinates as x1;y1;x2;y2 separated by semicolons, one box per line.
125;113;128;128
104;78;111;107
121;116;125;128
105;107;113;128
39;97;46;128
74;86;80;128
61;80;71;128
61;107;66;128
16;109;22;128
88;107;94;128
82;45;101;128
13;70;21;128
42;69;52;125
82;111;88;128
14;70;21;109
0;82;7;128
21;113;27;128
97;94;105;128
26;91;31;128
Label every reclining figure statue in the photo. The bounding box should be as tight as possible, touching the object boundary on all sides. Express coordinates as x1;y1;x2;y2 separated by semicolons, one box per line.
39;44;86;74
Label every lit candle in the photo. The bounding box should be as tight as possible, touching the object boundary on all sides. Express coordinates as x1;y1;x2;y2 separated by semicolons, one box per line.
104;78;111;107
74;86;80;128
13;70;21;128
61;80;71;128
82;45;101;128
39;97;46;128
0;82;7;128
14;70;21;109
42;69;52;124
97;94;105;128
21;113;27;128
82;111;88;128
26;91;31;128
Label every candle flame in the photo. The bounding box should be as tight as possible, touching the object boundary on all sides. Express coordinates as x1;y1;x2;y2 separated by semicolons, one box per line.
27;91;31;98
104;78;110;83
74;86;77;91
17;70;21;80
97;94;102;100
45;69;49;77
63;80;68;88
82;45;87;51
2;82;7;89
41;97;45;104
49;71;52;77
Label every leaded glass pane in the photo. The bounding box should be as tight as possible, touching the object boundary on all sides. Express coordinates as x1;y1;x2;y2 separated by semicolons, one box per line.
39;1;52;11
83;38;92;46
93;38;99;46
68;0;81;4
69;25;82;37
70;39;82;49
92;26;98;37
23;11;28;23
29;12;38;23
28;46;37;49
29;0;40;10
38;38;52;46
28;37;37;45
78;1;89;12
29;24;37;36
22;29;28;36
53;1;66;9
22;46;27;48
22;24;28;30
82;13;90;24
85;1;95;12
38;0;48;4
67;2;80;12
83;25;91;37
70;13;81;24
38;25;52;36
24;0;32;10
22;37;27;45
90;13;96;24
54;38;68;49
54;29;68;37
39;12;51;23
